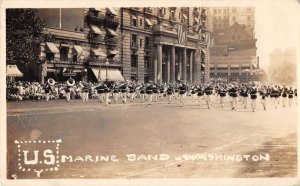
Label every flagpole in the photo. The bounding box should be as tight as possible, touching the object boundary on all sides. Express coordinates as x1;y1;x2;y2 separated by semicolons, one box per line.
59;8;62;29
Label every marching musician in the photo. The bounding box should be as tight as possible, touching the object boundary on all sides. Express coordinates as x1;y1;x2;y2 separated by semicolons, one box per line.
112;83;120;103
129;83;136;101
294;88;297;105
103;82;111;106
44;83;51;102
204;83;213;109
281;86;288;108
288;87;294;107
82;83;90;103
219;85;227;108
153;83;159;102
167;84;174;104
240;85;249;109
65;84;71;102
178;82;188;107
146;82;154;105
197;85;204;106
120;82;129;104
250;84;258;112
229;84;238;111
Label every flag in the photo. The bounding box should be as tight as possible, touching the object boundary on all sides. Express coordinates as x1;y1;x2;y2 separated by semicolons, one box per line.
177;72;181;81
177;23;187;44
157;72;161;81
206;33;214;48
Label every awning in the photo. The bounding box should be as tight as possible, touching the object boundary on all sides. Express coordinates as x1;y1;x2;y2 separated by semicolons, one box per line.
46;42;59;53
194;17;199;23
106;8;118;16
145;18;152;26
47;69;56;72
6;65;23;77
217;64;228;68
91;49;107;58
108;50;118;55
73;45;83;54
91;25;102;35
241;64;250;67
106;28;117;36
209;64;215;68
202;34;206;38
182;14;187;20
230;64;239;68
252;63;257;68
201;49;207;54
201;64;206;68
91;67;124;82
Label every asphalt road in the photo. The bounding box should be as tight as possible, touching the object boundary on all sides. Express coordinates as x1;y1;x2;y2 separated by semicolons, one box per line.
6;96;297;179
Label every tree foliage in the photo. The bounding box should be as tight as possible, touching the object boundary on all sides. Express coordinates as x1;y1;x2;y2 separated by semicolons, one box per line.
6;9;45;64
271;61;296;85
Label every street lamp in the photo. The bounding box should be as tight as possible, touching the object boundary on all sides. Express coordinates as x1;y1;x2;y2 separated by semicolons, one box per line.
105;58;109;82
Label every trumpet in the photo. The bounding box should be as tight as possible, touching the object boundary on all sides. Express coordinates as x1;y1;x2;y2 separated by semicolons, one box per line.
67;78;75;86
47;78;55;86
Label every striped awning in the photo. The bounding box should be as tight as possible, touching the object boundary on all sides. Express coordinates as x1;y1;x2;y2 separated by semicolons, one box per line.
46;42;59;53
241;64;250;67
6;65;23;77
230;64;239;68
145;18;152;26
106;28;117;36
182;14;187;20
194;17;199;23
73;45;83;54
91;25;102;35
106;8;118;16
91;49;107;58
217;64;228;68
91;67;124;82
108;50;118;55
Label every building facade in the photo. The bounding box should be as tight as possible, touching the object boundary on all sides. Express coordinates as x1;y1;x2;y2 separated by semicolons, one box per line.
209;22;260;83
210;7;255;37
19;7;210;84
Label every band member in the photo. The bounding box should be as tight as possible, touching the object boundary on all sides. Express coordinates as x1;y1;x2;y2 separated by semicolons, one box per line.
146;83;153;105
204;83;213;109
261;86;269;111
288;87;294;107
178;82;187;107
272;85;280;109
82;83;90;103
129;83;136;101
153;84;159;102
240;85;249;109
112;83;120;103
219;85;227;108
96;83;104;103
103;83;111;106
250;84;258;112
139;83;146;103
120;83;129;104
167;84;174;104
190;85;197;102
229;84;238;111
197;85;204;106
281;86;288;107
294;88;297;105
159;84;165;100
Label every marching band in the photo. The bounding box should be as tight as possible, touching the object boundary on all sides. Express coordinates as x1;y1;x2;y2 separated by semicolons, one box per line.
6;79;297;111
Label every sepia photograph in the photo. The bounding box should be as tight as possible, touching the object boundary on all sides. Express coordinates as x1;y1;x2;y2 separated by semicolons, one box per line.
1;0;299;185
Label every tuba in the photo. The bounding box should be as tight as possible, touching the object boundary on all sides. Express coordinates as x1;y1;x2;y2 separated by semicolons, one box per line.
67;78;75;86
47;78;55;86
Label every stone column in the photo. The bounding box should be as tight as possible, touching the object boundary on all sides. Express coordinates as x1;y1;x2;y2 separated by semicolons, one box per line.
193;50;197;83
170;46;176;84
189;51;193;83
157;44;163;84
182;48;187;82
154;48;157;83
167;48;171;83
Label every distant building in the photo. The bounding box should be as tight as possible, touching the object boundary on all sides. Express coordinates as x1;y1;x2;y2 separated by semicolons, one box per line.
209;7;255;37
209;22;260;83
269;48;297;77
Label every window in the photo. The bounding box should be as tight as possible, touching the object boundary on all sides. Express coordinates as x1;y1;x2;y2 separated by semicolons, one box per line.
131;34;138;48
131;14;137;27
223;9;226;14
144;76;149;83
218;9;221;14
144;55;150;68
140;39;143;48
213;9;217;14
247;16;251;21
232;16;236;21
131;54;138;67
46;53;54;61
145;37;150;49
140;18;143;27
232;35;235;41
232;8;237;13
73;54;78;62
247;8;252;12
60;47;69;61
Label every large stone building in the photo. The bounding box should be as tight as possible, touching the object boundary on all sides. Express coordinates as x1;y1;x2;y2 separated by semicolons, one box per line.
17;7;210;84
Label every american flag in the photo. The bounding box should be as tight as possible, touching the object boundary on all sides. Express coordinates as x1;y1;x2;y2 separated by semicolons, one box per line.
177;23;187;44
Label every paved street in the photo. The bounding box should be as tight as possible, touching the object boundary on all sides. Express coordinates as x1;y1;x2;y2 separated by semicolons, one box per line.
6;97;297;179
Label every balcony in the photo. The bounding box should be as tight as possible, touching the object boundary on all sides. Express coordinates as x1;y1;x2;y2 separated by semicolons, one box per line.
87;12;120;29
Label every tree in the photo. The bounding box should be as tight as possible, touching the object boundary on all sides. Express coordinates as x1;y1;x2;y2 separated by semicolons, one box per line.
6;9;45;64
270;61;296;85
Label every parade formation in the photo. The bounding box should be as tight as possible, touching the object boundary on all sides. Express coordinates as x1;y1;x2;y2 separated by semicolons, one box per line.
6;78;297;112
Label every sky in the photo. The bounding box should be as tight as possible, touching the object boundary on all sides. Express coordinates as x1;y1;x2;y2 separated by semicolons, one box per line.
255;0;299;70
